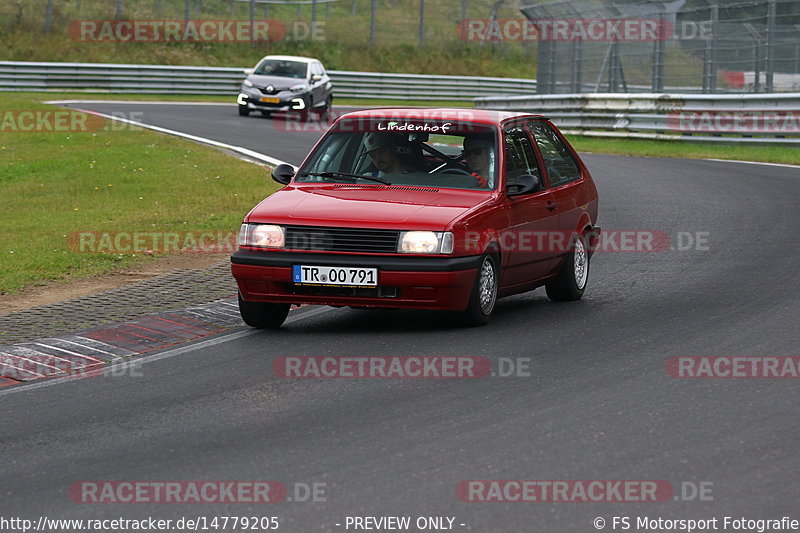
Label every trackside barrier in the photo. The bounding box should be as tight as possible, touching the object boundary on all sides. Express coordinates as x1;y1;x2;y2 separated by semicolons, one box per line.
474;92;800;144
0;61;537;101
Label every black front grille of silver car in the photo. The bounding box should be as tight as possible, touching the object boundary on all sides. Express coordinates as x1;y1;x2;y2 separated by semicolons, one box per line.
284;226;400;253
258;87;282;95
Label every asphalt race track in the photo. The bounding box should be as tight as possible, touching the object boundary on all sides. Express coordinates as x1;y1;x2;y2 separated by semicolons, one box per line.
3;102;800;532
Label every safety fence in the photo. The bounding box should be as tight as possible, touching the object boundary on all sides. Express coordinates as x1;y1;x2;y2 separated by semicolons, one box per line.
0;60;537;101
475;92;800;144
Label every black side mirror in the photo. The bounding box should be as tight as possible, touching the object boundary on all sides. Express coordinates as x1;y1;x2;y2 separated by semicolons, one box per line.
507;174;544;196
272;164;295;185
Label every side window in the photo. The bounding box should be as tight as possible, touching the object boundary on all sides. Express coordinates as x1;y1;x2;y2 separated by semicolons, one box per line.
528;121;581;187
503;124;541;185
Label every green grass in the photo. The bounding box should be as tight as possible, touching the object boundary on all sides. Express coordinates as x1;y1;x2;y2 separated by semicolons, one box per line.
0;93;281;295
37;92;475;108
0;0;536;77
567;135;799;165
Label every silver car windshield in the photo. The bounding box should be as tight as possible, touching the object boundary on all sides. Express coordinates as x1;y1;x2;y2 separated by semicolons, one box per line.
254;60;307;78
296;127;499;191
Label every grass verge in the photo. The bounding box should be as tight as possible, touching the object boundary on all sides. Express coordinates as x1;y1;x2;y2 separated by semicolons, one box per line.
567;135;799;165
0;93;280;295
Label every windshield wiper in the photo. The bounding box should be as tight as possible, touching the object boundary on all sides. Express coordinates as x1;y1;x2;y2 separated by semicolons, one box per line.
298;171;391;186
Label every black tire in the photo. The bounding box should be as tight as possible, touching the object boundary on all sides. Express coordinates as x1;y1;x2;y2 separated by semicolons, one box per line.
545;232;589;302
459;253;499;327
238;293;290;329
317;95;332;118
238;105;250;116
298;97;312;122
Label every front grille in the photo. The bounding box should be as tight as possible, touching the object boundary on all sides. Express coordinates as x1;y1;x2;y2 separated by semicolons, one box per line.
284;226;400;253
258;87;283;95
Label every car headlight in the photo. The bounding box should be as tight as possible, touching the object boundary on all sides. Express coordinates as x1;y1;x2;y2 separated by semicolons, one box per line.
243;79;254;88
239;223;285;248
398;231;454;254
290;84;308;92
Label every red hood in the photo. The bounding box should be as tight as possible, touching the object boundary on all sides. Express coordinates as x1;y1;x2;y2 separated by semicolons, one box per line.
246;184;494;230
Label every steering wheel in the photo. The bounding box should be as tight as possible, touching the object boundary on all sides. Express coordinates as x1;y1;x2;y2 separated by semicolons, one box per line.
433;166;472;176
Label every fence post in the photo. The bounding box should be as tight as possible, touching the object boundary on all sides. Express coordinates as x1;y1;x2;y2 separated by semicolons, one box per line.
312;0;317;34
115;0;123;19
185;0;191;23
651;18;665;92
418;0;425;47
249;0;255;47
571;40;582;93
703;4;718;93
765;0;776;92
44;0;54;33
370;0;377;46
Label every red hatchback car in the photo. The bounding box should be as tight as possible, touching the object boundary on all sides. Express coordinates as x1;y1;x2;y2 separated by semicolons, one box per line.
231;108;600;327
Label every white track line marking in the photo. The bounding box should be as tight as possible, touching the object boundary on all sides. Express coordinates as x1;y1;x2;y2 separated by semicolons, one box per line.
704;159;800;169
0;306;334;397
54;107;289;167
45;100;237;106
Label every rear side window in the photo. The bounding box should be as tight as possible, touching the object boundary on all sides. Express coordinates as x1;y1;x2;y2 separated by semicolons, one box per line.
528;122;581;187
503;124;541;184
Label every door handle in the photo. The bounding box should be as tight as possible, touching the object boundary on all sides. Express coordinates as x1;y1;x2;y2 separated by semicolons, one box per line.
547;202;559;211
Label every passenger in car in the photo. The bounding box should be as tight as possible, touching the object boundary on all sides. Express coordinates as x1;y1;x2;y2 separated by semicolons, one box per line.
363;132;414;177
463;135;494;188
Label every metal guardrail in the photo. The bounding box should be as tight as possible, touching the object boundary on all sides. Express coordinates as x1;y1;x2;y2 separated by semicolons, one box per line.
475;92;800;143
0;61;537;101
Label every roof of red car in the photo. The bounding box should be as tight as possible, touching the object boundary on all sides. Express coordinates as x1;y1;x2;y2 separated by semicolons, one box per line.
338;107;546;125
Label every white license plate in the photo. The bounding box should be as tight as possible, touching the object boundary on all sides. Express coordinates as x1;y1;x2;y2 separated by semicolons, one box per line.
293;265;378;287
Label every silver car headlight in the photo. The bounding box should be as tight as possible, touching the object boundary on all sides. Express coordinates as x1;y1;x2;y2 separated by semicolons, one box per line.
397;231;454;254
239;224;285;248
290;84;308;93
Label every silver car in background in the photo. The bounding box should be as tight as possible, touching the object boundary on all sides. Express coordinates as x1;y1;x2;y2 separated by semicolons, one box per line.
237;55;333;121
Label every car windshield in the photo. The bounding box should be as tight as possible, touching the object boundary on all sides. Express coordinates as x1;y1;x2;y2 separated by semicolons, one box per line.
253;59;307;78
296;118;499;191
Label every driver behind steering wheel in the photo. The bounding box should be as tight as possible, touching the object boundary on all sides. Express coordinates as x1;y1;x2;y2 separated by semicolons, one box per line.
463;134;495;188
